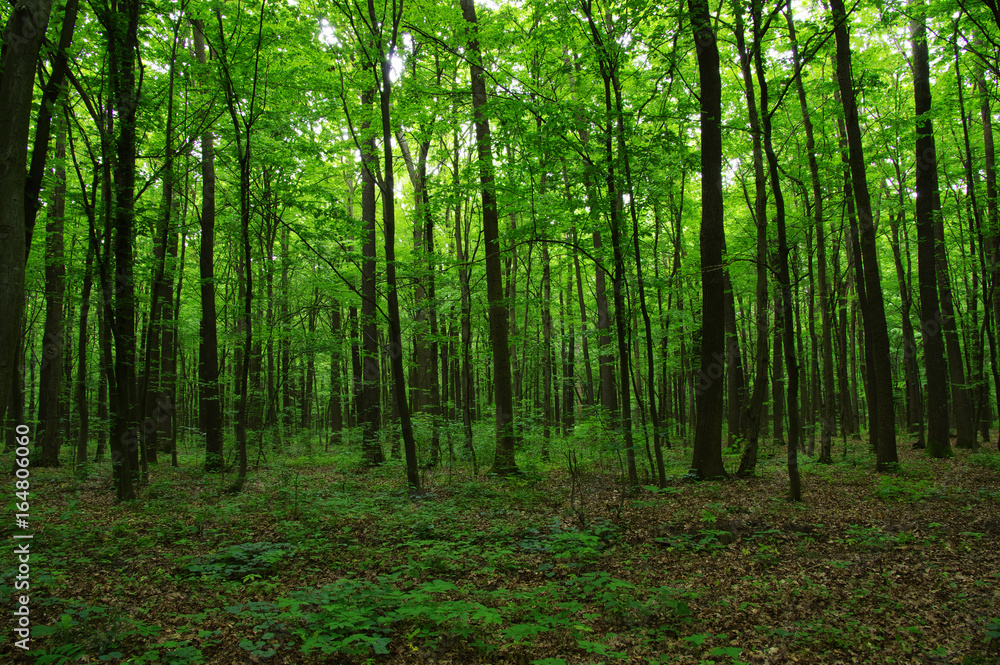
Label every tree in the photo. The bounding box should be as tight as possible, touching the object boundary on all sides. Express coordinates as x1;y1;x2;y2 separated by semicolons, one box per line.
689;0;728;480
911;0;951;458
0;0;55;441
461;0;519;476
38;125;66;468
829;0;898;471
366;0;421;492
192;19;225;474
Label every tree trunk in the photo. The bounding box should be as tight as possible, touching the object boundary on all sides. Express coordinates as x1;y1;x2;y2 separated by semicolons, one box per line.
787;0;835;462
976;34;1000;450
733;0;768;477
39;127;66;467
76;235;94;470
912;2;952;458
461;0;518;476
831;0;898;470
0;0;55;435
754;16;801;499
689;0;727;480
888;213;925;447
366;0;420;491
359;88;384;466
329;305;344;440
192;20;224;474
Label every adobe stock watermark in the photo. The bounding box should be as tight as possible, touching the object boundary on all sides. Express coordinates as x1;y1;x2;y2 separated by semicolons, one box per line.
111;393;177;466
4;1;52;48
12;424;34;651
694;338;741;397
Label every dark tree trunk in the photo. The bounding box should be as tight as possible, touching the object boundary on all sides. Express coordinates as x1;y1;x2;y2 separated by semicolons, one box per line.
889;213;925;447
754;17;801;499
0;0;55;435
831;0;898;470
454;133;476;459
724;266;746;449
192;20;224;474
562;271;575;434
787;0;835;462
912;3;952;458
365;0;420;491
976;35;1000;450
733;0;768;477
572;231;595;406
689;0;727;480
359;88;384;466
39;128;67;467
461;0;518;476
76;235;94;470
542;244;553;460
953;31;991;444
101;0;142;499
329;305;343;440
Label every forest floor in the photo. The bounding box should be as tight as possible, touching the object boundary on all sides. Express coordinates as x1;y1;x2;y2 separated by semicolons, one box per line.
3;428;1000;665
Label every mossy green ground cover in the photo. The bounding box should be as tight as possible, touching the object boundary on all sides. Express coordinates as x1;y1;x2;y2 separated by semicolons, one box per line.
3;428;999;664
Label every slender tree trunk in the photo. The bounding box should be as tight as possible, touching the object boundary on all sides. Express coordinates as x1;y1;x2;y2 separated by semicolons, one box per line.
733;0;768;477
754;19;801;499
100;0;143;499
830;0;898;470
787;0;835;462
192;20;224;474
975;35;1000;450
39;127;66;467
563;270;576;434
889;213;925;447
329;305;343;440
573;230;595;406
76;235;94;470
542;244;553;459
359;88;384;465
689;0;727;480
912;2;952;458
462;0;518;476
724;265;746;449
953;30;991;444
366;0;420;490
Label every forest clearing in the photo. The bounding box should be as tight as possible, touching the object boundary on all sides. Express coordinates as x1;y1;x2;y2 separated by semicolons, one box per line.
1;436;999;664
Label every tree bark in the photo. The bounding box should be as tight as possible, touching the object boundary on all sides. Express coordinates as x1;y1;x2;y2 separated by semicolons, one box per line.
787;0;835;462
192;19;224;474
366;0;420;490
102;0;142;499
0;0;54;436
830;0;898;470
733;0;768;477
689;0;728;480
461;0;518;476
359;88;384;466
39;127;67;467
912;2;952;458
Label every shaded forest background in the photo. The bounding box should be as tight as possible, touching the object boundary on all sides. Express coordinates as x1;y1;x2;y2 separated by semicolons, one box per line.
2;0;1000;494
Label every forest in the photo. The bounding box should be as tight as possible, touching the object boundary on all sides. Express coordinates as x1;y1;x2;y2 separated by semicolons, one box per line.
2;0;1000;661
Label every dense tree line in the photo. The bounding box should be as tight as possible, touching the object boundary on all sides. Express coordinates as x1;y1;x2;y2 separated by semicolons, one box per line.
2;0;999;500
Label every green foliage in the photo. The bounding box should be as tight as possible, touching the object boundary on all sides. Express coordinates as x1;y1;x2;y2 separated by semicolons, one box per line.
29;601;166;662
32;644;86;665
968;452;1000;473
655;528;731;552
875;476;945;502
840;525;912;551
184;542;295;581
